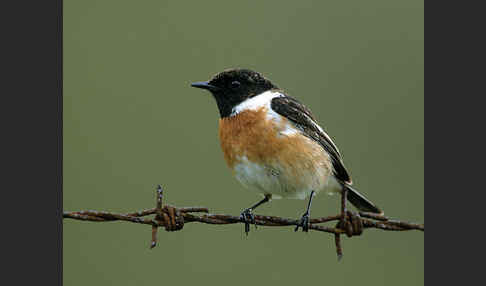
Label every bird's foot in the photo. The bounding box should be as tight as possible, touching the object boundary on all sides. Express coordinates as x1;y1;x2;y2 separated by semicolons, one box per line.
240;208;256;236
294;211;311;232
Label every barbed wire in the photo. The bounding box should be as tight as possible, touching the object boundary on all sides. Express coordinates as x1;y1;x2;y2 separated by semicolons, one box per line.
63;185;424;260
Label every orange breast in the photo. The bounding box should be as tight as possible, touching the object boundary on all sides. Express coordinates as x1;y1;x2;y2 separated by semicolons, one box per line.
218;107;333;195
219;107;278;168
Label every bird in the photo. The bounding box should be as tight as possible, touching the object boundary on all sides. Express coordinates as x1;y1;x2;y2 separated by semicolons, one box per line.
191;68;382;234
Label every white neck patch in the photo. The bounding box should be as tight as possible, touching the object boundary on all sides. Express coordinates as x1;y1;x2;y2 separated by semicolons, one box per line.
230;90;299;136
231;90;283;116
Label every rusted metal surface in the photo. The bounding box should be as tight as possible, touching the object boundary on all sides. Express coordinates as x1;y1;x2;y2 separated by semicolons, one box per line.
64;186;424;260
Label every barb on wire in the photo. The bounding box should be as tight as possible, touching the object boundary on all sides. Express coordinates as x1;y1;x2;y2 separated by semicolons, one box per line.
63;185;424;260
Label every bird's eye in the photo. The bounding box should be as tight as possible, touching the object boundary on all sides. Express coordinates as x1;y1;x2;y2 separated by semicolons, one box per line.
231;81;241;89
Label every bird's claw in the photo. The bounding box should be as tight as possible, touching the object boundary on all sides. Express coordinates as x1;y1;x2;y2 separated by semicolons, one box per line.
295;212;310;232
240;208;256;235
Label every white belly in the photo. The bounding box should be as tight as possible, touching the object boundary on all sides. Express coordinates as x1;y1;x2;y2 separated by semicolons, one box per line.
233;155;338;200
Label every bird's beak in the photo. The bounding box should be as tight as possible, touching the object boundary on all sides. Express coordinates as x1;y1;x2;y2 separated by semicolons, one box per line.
191;81;219;92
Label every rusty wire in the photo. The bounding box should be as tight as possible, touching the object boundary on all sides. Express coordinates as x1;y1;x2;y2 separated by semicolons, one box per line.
63;185;424;259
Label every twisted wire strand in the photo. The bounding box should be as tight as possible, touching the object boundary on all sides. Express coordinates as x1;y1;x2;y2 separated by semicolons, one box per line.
63;185;424;259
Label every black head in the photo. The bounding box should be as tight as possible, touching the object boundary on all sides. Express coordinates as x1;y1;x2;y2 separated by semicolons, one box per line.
191;68;278;118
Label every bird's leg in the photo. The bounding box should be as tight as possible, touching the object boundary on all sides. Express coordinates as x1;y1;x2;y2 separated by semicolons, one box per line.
340;184;348;229
295;190;316;232
240;194;272;236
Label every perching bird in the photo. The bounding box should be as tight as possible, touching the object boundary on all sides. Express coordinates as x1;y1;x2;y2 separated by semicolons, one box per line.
191;68;382;234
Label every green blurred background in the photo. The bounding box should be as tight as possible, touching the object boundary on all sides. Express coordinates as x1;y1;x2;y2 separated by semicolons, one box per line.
64;0;423;285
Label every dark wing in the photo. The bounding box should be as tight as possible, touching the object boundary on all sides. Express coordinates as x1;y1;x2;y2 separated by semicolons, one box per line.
271;94;352;184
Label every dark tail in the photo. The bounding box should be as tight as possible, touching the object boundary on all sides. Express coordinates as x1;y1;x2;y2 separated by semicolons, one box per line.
345;184;383;214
